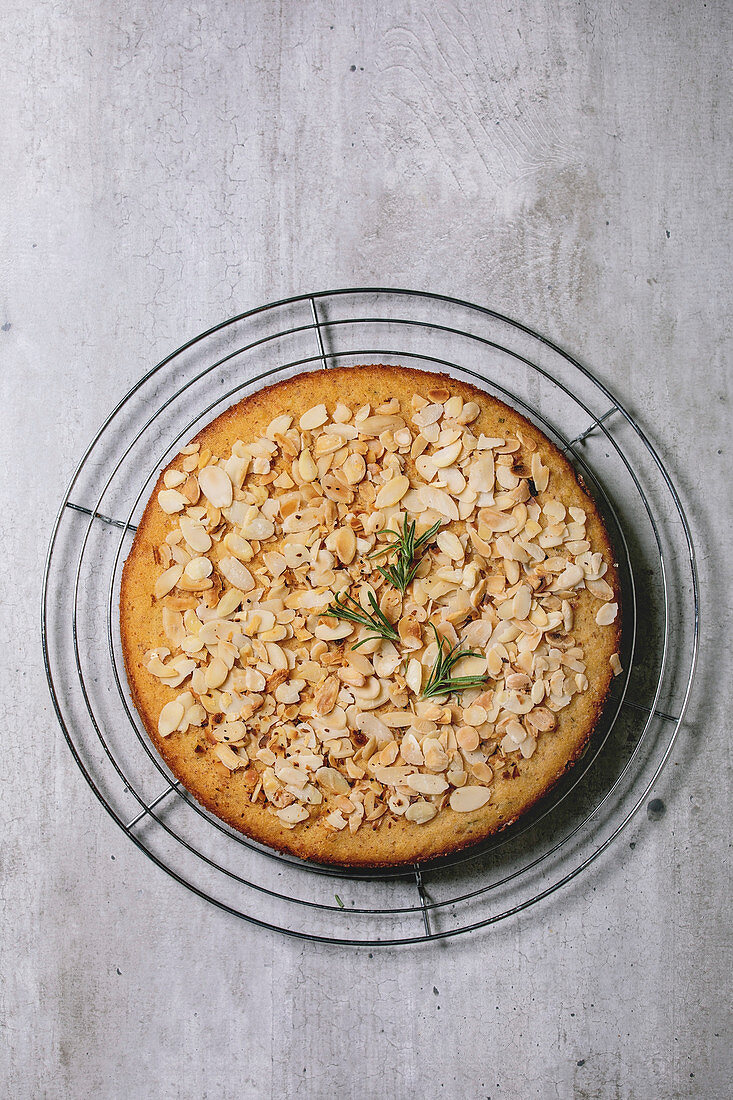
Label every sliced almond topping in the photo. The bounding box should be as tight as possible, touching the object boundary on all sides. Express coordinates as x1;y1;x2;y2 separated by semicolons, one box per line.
587;577;614;601
214;743;246;771
314;676;339;716
342;452;366;484
449;786;491;812
198;465;233;509
436;530;464;561
217;556;255;592
158;700;185;737
276;803;309;824
154;563;184;600
375;474;410;509
526;706;556;732
404;800;438;824
417;485;458;521
333;526;357;565
456;725;480;752
530;452;550;493
596;602;618;626
471;761;494;784
456;401;480;425
299;404;328;431
610;653;623;676
158;489;188;514
406;772;448;795
298;449;318;483
205;658;228;689
184;556;213;582
433;440;462;468
179;515;212;553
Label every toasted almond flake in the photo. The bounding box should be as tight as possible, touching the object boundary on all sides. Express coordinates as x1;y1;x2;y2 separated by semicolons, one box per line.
276;803;309;824
436;530;464;561
205;658;228;689
556;563;584;589
404;800;438;824
531;679;545;704
463;705;489;731
240;509;275;540
211;720;246;743
214;743;245;771
449;786;491;812
433;439;462;468
422;737;449;771
513;584;532;621
342;452;366;484
406;773;448;795
530;452;550;493
596;602;618;626
455;726;480;752
223;532;254;562
263;551;287;578
325;810;348;831
587;577;615;601
315;767;350;795
426;386;449;403
333;526;357;565
417;485;458;521
610;653;623;676
456;401;480;425
299;403;328;431
414;402;443;427
314;676;339;716
154;563;184;600
217;556;255;592
472;761;494;784
164;469;187;489
400;657;421;697
314;620;353;641
519;734;537;759
265;414;293;439
375;474;410;508
504;719;527;746
158;700;184;737
158;489;188;514
297;449;318;483
179;515;212;553
198;465;233;509
184;556;213;582
527;706;557;732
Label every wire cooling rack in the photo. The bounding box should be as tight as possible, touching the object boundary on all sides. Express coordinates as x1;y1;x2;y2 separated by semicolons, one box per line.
42;289;698;945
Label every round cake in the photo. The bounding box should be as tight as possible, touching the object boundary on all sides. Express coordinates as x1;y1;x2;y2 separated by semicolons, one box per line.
121;365;622;866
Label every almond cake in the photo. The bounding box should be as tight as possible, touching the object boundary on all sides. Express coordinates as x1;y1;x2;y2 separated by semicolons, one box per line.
120;365;622;866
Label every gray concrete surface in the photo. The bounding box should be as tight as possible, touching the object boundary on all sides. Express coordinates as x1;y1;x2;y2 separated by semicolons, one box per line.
1;1;731;1097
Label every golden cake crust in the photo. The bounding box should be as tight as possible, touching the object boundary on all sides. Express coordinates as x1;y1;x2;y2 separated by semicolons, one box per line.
120;365;621;866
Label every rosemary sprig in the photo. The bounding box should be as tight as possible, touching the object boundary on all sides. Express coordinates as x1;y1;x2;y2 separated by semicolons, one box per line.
368;516;442;593
422;624;490;699
325;590;400;650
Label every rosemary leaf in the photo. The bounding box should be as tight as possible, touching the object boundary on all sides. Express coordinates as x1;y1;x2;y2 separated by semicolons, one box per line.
368;516;441;593
325;590;399;649
422;624;490;699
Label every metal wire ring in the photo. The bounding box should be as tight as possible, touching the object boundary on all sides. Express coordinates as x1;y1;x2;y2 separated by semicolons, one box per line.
42;288;698;945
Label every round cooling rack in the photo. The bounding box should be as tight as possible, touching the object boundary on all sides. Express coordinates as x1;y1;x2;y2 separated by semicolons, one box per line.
42;288;698;946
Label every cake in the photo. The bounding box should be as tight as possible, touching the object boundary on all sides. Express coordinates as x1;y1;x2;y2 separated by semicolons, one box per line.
120;365;621;866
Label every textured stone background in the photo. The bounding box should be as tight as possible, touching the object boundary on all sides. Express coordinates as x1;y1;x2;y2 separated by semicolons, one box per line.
1;1;731;1097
